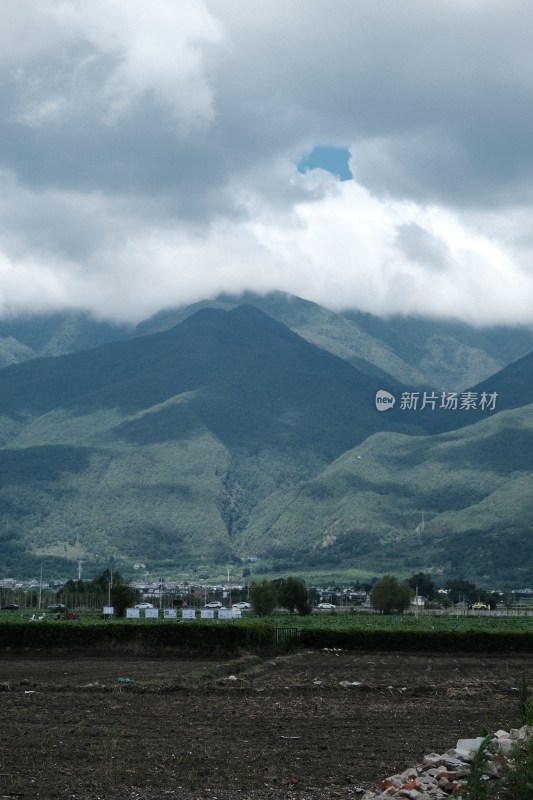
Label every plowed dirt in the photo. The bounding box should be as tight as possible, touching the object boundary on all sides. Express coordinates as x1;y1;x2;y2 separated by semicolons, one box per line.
0;650;529;799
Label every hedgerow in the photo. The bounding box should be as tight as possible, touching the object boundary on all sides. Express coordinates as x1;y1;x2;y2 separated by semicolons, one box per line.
0;619;276;654
0;614;532;654
299;627;533;653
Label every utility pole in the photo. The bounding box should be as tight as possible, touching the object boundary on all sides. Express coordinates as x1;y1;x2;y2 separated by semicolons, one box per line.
38;565;43;610
108;564;113;606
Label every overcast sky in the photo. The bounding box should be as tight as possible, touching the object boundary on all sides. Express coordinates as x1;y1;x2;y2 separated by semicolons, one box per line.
1;0;533;326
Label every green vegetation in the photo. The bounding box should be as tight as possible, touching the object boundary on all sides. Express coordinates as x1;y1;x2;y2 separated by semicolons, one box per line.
238;403;533;584
0;299;532;583
502;676;533;800
249;576;311;617
462;733;492;800
58;570;140;616
249;580;278;617
370;574;412;614
507;736;533;799
276;576;311;615
519;673;533;727
0;609;532;658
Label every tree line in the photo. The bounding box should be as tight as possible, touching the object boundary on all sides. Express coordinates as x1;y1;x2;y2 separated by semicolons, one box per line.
49;569;502;617
248;572;501;616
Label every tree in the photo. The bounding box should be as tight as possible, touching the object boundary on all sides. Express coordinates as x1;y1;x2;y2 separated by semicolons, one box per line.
57;578;89;599
445;580;477;605
250;580;278;617
407;572;437;601
110;583;139;617
277;576;311;615
90;568;120;596
88;569;139;617
370;574;412;614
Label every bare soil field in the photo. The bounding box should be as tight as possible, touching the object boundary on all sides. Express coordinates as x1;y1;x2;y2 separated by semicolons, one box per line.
0;649;530;800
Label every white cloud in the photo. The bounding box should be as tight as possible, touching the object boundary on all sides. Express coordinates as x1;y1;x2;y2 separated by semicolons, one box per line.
70;0;223;127
4;0;223;130
1;1;533;325
0;164;530;326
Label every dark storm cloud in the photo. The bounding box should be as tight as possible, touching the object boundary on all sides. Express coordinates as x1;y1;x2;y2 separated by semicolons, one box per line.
0;0;532;324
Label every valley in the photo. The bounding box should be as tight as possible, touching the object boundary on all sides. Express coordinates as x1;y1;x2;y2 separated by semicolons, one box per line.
0;294;531;585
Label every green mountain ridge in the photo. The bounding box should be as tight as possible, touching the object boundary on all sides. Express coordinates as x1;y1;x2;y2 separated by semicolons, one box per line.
0;305;420;578
0;312;130;368
138;292;533;390
0;299;531;584
3;291;533;392
238;404;533;583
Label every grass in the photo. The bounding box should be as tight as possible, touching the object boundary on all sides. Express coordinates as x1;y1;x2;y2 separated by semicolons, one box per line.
263;610;533;635
2;607;533;635
462;733;492;800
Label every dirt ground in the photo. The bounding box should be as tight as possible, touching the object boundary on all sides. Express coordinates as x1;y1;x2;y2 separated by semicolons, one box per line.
0;649;530;800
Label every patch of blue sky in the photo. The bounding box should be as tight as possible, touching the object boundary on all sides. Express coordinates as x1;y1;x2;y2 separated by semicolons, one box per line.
297;146;353;181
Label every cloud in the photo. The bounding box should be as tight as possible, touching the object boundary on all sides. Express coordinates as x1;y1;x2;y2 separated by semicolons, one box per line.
0;1;533;325
395;224;450;272
4;0;223;129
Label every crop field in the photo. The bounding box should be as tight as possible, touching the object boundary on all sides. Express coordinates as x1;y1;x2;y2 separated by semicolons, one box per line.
2;607;533;643
2;607;533;629
1;608;533;658
271;610;533;632
0;648;531;800
0;611;532;798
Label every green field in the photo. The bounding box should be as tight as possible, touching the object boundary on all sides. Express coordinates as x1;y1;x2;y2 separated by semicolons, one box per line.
1;607;532;636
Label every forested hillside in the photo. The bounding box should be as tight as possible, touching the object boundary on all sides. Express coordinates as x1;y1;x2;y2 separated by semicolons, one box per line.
0;299;531;583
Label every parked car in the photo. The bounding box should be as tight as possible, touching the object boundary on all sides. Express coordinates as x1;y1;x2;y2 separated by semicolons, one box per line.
317;602;336;609
205;601;223;608
47;603;67;612
135;603;154;609
472;602;489;610
232;601;251;609
1;603;20;610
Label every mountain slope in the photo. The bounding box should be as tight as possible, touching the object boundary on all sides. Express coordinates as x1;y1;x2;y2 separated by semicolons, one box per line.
342;308;533;391
0;312;131;368
0;304;414;448
135;293;423;386
0;305;418;577
138;291;533;390
0;300;531;583
2;293;532;393
238;403;533;584
421;348;533;435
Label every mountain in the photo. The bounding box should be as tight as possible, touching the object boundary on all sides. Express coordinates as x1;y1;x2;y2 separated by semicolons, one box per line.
237;403;533;584
134;294;417;385
0;312;131;368
0;305;419;578
137;291;533;391
473;348;533;412
2;293;532;393
0;297;531;584
415;348;533;435
342;308;533;391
